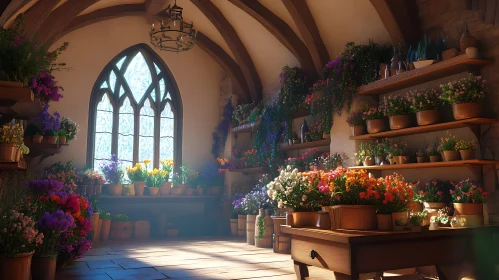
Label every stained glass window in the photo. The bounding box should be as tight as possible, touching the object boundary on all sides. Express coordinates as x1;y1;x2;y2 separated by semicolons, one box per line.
89;45;181;170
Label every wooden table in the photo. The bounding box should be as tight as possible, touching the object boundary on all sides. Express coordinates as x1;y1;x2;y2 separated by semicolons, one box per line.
281;226;499;280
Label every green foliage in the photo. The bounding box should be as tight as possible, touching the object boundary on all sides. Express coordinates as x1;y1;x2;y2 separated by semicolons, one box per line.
257;216;265;240
112;214;130;221
100;212;112;220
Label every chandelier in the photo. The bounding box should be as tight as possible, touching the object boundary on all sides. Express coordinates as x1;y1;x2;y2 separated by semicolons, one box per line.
150;0;197;52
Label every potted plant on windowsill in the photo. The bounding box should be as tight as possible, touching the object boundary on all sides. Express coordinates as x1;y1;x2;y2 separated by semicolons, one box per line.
100;155;124;196
170;172;184;196
126;161;148;196
181;165;199;196
382;94;412;130
409;88;441;126
146;168;168;196
160;159;174;196
440;73;486;120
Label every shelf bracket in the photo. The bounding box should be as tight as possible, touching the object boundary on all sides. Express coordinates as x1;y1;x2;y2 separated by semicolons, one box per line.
464;164;483;183
465;124;481;141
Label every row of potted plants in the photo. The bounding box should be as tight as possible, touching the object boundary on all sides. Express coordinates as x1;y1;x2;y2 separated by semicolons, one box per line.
265;166;487;231
284;150;346;171
25;104;79;145
348;74;486;136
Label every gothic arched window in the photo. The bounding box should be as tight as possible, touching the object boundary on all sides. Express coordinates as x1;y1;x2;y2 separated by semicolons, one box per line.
87;44;182;171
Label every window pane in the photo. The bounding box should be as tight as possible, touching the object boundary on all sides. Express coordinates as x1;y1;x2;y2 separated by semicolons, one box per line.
159;78;166;100
109;70;117;93
116;56;126;70
124;51;152;103
100;81;107;89
154;63;161;75
118;97;134;164
94;94;113;170
139;99;155;164
160;102;174;161
119;86;125;97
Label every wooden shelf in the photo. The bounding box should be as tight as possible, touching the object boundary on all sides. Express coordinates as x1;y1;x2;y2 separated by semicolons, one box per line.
25;142;69;162
357;54;492;96
349;118;499;140
0;159;27;170
0;86;41;123
0;86;34;105
280;139;330;152
349;160;499;171
229;167;269;174
231;121;260;133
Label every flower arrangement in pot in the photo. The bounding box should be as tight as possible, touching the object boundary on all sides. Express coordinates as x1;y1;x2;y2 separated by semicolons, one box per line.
146;168;169;196
346;110;366;136
455;140;476;160
413;179;450;223
317;152;347;171
409;88;441;126
450;179;488;227
385;140;409;164
373;139;387;165
181;165;200;196
363;106;386;134
159;159;174;196
170;172;184;196
305;121;324;142
382;94;412;130
110;214;133;240
375;173;414;230
33;105;61;144
356;142;375;166
426;143;441;162
232;194;247;236
440;73;486;120
43;161;81;191
267;166;319;228
438;132;459;161
126;160;149;196
0;123;25;162
100;155;124;196
416;149;426;163
58;118;78;145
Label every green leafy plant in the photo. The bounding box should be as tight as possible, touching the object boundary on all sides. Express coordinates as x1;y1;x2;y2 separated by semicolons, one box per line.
257;216;265;240
112;214;130;221
100;212;112;220
438;132;457;152
232;102;255;126
356;142;375;161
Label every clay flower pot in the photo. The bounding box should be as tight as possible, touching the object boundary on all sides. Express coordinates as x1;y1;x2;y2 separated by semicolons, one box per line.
391;211;409;229
424;202;446;219
429;155;441;162
363;158;375;166
31;255;56;280
0;143;16;162
107;184;122;196
443;150;460;161
389;115;411;130
59;136;67;145
33;135;43;144
184;188;193;196
452;103;481;120
160;182;172;196
416;110;439;126
328;205;377;230
453;203;483;215
100;219;111;241
377;214;392;231
147;187;160;196
398;156;409;164
350;125;366;136
459;150;475;160
366;119;386;134
417;156;426;163
134;181;145;196
0;252;34;280
291;212;316;228
45;136;58;145
110;221;133;240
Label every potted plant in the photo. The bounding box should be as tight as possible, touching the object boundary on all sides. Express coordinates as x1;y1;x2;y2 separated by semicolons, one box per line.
267;166;318;228
455;140;476;160
382;94;412;130
427;144;441;162
375;173;414;231
33;105;61;144
145;168;168;196
387;140;409;164
59;118;78;144
170;172;184;196
357;142;374;166
232;195;247;237
440;74;486;120
438;132;459;161
100;155;124;196
416;149;426;163
429;207;451;230
409;88;441;126
181;165;199;196
408;211;427;232
346;110;366;136
373;140;386;165
450;179;488;226
99;212;112;241
159;159;174;195
110;214;133;240
413;179;449;223
232;102;255;126
126;160;148;196
57;129;67;145
0;123;24;162
363;106;386;134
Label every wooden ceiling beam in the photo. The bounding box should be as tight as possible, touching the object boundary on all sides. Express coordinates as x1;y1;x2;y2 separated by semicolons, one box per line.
281;0;329;73
191;0;262;102
0;0;30;27
228;0;317;80
369;0;421;51
58;5;251;103
33;0;99;46
23;0;63;40
144;0;167;24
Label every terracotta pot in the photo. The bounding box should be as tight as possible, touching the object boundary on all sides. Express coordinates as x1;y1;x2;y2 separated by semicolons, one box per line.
0;143;16;162
351;125;366;136
91;213;100;242
459;150;475;160
389;115;411;130
328;205;377;230
238;214;247;236
363;158;374;166
45;136;58;145
134;181;145;196
416;110;439;126
59;136;67;145
286;211;294;227
134;221;151;240
465;47;478;58
160;182;172;196
125;184;135;196
424;202;446;219
171;186;184;196
291;212;316;228
107;184;122;196
443;150;460;161
452;103;481;120
398;155;409;164
453;203;483;215
31;255;56;280
417;156;426;163
184;188;193;196
100;219;111;241
147;187;159;196
411;202;424;213
110;221;133;240
0;252;34;280
375;156;385;165
366;119;386;134
316;211;330;230
246;214;256;244
429;155;441;162
230;218;238;236
392;211;409;228
377;214;392;231
33;135;43;144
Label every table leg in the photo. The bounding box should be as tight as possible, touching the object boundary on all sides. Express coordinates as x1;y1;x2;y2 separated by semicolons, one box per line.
293;261;309;280
333;272;356;280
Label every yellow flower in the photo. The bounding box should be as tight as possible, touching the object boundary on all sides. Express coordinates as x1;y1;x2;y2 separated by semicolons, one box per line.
143;159;151;165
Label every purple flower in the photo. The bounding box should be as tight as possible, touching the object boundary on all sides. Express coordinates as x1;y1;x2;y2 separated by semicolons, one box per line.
27;179;64;196
38;210;75;233
29;71;64;105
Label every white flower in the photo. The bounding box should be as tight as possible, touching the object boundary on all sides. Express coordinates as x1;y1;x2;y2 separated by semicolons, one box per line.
278;200;284;208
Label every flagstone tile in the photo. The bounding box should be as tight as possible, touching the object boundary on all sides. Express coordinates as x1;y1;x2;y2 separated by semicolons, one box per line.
106;268;167;280
87;260;122;269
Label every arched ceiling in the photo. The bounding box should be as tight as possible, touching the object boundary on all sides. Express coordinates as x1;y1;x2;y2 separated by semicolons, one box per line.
0;0;420;103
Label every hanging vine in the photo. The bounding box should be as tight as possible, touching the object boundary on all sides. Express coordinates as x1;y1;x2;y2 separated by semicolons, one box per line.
212;98;234;158
257;216;266;239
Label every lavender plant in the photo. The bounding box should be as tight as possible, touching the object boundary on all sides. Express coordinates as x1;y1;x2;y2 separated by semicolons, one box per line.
100;155;124;184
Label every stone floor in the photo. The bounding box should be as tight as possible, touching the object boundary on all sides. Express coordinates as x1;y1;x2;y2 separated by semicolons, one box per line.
56;237;335;280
